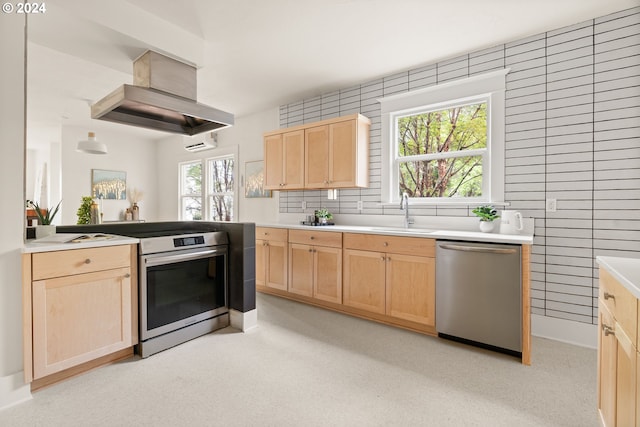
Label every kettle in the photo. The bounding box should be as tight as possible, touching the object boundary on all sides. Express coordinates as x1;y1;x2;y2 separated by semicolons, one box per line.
500;210;523;234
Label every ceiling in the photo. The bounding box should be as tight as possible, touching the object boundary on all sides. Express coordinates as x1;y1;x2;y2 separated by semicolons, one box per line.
26;0;639;145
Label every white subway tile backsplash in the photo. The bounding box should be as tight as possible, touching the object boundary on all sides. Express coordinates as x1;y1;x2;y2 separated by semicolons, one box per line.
595;54;640;73
547;42;593;61
275;6;640;327
595;8;639;27
595;22;640;44
547;55;594;74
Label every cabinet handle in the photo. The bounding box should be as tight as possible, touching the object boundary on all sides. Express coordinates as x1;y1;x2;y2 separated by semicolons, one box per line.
124;273;130;278
310;236;315;240
308;249;313;253
383;242;388;247
84;258;91;264
387;256;391;261
380;256;385;261
602;324;615;337
603;292;615;301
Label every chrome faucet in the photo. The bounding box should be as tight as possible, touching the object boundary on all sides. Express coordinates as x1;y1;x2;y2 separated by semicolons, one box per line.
400;192;414;228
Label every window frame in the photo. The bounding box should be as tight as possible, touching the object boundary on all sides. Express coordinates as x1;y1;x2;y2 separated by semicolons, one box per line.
379;68;509;205
179;159;203;221
206;155;235;221
178;145;239;221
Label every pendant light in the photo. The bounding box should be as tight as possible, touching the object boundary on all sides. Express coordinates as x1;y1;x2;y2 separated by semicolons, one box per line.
77;132;107;154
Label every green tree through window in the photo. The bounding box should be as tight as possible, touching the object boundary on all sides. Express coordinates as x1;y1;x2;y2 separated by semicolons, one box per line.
397;102;487;198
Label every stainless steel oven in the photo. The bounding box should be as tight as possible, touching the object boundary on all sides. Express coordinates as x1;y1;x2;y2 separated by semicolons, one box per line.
138;231;229;358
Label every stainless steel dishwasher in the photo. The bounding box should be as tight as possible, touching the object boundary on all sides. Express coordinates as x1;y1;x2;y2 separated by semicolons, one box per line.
436;240;521;356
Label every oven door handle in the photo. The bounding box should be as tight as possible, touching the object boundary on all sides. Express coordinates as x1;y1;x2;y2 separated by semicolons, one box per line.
143;249;223;267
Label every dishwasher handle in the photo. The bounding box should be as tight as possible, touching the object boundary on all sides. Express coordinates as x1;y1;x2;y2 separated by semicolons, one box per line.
439;243;518;255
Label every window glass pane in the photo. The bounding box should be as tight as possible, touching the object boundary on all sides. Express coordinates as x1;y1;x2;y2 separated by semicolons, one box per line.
207;156;234;221
209;195;233;221
399;156;483;198
208;158;234;193
182;196;202;220
397;102;487;157
181;162;202;195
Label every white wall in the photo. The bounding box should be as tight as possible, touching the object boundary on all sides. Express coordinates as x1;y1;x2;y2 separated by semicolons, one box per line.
60;126;161;225
0;13;31;409
156;108;280;223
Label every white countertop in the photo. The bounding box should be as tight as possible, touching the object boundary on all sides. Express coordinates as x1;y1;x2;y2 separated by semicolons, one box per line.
257;223;534;245
597;256;640;300
23;233;139;253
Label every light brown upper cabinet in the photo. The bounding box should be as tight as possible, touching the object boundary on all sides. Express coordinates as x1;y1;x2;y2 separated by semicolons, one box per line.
263;113;370;191
305;115;370;189
264;130;305;190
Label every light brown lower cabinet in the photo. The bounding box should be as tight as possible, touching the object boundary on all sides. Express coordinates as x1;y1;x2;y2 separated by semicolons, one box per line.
288;229;342;304
23;244;138;388
343;249;435;326
597;267;639;427
342;233;435;327
256;227;288;291
342;249;386;314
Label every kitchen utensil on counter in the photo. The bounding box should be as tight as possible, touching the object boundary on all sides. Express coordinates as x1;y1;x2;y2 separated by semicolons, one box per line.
500;210;523;234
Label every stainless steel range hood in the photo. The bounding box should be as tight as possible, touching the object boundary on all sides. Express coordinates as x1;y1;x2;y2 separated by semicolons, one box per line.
91;51;234;136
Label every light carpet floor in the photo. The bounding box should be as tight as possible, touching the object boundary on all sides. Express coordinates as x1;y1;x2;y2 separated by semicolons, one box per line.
0;293;598;427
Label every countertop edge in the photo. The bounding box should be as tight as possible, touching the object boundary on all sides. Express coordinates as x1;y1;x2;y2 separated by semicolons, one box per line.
23;234;140;253
596;256;640;300
256;223;534;245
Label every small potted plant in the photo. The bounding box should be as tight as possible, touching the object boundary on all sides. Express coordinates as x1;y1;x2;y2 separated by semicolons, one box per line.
76;196;94;224
315;208;333;225
472;205;499;233
27;199;62;238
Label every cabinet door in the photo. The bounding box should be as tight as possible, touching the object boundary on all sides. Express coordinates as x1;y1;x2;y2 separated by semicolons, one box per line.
266;240;288;291
314;246;342;304
264;134;284;190
343;249;386;314
329;120;357;187
32;267;132;379
283;130;305;189
599;305;617;427
386;254;435;326
256;239;267;289
289;243;313;297
305;125;329;188
616;323;637;427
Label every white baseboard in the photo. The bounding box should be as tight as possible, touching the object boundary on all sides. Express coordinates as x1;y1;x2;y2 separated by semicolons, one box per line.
531;314;597;349
0;371;31;411
229;308;258;332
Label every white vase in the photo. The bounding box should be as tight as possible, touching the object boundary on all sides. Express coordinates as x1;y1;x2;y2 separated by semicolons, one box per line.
35;225;56;239
478;221;494;233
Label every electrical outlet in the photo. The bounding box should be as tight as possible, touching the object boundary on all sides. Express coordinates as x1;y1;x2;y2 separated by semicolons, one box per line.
357;200;363;211
301;201;307;210
546;198;557;212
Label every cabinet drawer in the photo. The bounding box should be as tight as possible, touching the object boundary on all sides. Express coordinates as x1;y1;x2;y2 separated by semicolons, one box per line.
32;245;132;281
288;229;342;248
256;227;288;242
600;268;638;348
343;233;435;257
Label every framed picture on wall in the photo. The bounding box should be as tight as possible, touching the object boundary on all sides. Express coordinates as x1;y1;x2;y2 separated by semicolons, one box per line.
91;169;127;200
245;161;271;198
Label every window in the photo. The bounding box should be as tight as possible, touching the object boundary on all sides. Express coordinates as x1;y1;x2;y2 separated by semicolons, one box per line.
396;101;487;199
380;69;508;204
179;153;236;221
207;156;234;221
180;160;203;220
